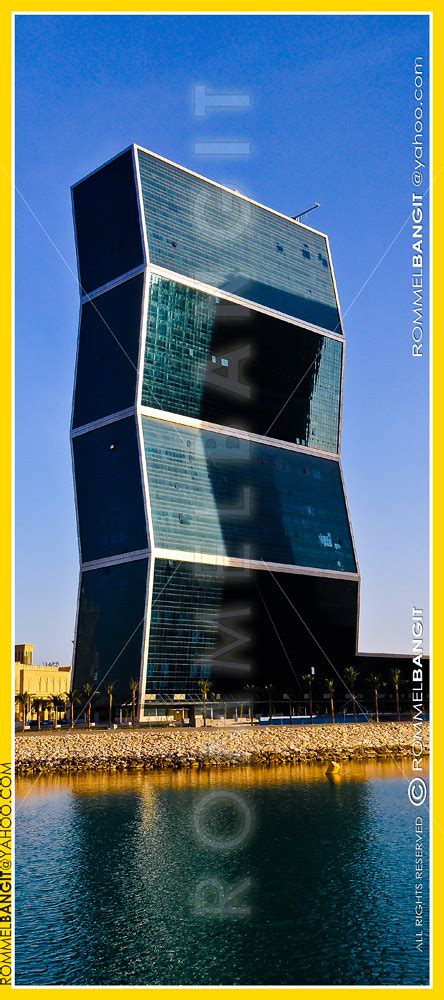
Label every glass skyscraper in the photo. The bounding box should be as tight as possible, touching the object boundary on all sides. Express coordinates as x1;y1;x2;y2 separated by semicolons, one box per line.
71;145;360;713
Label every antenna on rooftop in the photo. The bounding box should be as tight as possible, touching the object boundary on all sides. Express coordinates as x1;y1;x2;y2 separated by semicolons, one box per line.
292;202;320;223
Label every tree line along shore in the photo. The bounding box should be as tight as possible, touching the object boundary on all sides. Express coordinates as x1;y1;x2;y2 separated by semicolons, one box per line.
15;666;417;732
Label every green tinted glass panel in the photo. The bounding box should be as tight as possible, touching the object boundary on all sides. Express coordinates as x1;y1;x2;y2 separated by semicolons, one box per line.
147;559;226;693
142;417;356;572
73;417;147;563
73;558;148;698
142;275;341;452
147;559;358;695
137;150;341;333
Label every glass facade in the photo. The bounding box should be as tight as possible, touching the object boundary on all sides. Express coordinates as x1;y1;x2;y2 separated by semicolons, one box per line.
147;559;226;693
71;145;359;702
142;416;356;573
147;559;358;694
142;275;342;452
72;149;144;295
73;417;148;563
74;558;149;696
137;149;342;333
73;273;144;429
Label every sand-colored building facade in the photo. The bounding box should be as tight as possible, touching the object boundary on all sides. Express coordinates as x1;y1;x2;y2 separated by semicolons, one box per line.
15;644;71;720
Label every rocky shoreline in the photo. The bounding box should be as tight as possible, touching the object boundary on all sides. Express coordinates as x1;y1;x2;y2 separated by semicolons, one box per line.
15;721;429;775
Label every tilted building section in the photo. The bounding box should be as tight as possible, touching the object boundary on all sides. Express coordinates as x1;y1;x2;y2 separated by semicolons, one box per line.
71;145;359;715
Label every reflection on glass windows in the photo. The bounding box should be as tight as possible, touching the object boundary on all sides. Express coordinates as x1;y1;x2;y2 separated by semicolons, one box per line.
146;559;358;695
143;275;342;452
142;416;356;573
137;150;342;333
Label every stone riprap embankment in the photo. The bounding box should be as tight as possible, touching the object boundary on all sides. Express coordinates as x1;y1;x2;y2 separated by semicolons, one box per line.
15;722;429;774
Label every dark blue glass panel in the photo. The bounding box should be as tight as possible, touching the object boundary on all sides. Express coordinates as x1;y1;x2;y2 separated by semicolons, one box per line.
147;558;358;695
142;275;341;452
73;558;148;698
142;417;356;572
73;273;144;429
137;149;342;333
72;149;143;295
73;417;147;563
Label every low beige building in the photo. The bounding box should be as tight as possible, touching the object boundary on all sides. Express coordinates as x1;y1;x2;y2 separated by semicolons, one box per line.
15;644;71;722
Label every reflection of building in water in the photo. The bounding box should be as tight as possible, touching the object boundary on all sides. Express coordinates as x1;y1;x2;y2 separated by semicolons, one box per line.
70;145;364;715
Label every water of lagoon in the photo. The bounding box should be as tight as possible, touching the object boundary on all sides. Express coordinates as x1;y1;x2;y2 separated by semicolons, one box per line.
15;759;429;986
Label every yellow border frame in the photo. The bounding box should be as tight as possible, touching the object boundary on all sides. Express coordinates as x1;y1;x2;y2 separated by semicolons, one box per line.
1;4;440;999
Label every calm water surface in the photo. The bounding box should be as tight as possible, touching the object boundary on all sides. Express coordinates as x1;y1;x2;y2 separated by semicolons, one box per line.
15;760;429;986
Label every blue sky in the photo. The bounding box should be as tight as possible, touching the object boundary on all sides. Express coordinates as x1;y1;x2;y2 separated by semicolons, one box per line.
15;13;429;665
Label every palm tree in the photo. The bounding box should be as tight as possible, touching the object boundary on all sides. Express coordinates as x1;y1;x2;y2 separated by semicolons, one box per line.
49;694;62;729
105;682;115;728
392;667;401;721
32;696;44;730
264;684;275;724
198;679;212;728
65;689;80;729
129;678;138;726
326;679;335;723
345;665;359;721
82;682;95;729
57;695;67;725
15;692;30;731
302;673;314;721
368;674;381;723
245;685;258;727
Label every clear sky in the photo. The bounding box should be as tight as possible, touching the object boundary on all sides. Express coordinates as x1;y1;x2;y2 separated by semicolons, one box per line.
14;13;430;665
